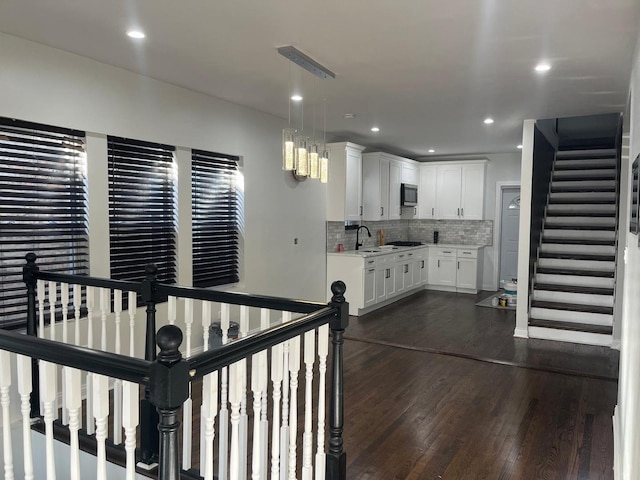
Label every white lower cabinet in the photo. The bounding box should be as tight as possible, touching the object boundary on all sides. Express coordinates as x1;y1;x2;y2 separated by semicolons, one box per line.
427;247;482;293
363;264;377;308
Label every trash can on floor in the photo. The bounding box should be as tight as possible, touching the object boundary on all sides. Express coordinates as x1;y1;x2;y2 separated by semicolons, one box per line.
209;321;240;349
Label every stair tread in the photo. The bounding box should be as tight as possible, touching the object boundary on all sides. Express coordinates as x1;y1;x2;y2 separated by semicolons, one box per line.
536;267;615;278
531;300;613;315
556;149;617;158
545;211;617;217
533;283;614;296
538;252;615;261
544;224;616;231
528;318;613;335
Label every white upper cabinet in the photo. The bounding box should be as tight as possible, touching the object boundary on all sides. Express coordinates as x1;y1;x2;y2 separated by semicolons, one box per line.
418;165;437;219
327;142;366;222
389;160;402;220
362;153;390;221
401;162;419;186
419;160;487;220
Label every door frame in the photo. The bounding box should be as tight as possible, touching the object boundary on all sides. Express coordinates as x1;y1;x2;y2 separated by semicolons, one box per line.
493;181;521;290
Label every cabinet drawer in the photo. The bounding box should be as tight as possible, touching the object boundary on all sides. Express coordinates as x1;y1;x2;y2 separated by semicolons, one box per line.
430;248;456;257
457;249;477;259
363;257;378;267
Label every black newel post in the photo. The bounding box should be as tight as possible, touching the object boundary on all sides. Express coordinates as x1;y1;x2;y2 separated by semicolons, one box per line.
326;280;349;480
149;325;190;480
23;252;40;418
139;263;160;464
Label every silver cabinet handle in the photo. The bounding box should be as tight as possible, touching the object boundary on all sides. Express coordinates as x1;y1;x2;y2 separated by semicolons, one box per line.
461;207;464;217
457;207;460;216
432;207;434;216
437;259;440;268
385;268;390;279
457;261;460;269
399;254;405;258
408;253;413;256
421;260;425;269
369;268;375;272
414;207;417;215
443;251;452;254
381;206;384;216
367;260;374;264
360;206;363;216
404;265;409;274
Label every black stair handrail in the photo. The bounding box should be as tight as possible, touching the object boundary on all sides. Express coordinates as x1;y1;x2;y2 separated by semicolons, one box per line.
18;253;350;480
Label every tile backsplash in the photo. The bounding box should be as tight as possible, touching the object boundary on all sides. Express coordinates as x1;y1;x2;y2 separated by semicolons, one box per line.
327;219;493;252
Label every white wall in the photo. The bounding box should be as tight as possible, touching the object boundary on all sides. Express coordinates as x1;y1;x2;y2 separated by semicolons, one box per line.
0;32;328;303
615;32;640;480
421;153;522;289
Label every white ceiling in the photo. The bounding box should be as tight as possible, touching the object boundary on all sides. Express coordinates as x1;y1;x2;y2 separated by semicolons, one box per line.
1;0;639;157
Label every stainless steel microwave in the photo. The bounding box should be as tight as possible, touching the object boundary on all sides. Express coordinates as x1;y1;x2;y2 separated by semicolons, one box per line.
401;183;418;206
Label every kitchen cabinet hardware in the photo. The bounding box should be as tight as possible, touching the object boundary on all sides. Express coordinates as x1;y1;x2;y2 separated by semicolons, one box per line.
443;251;452;254
380;207;384;216
432;207;434;216
437;259;440;268
360;206;363;216
367;260;374;264
369;269;375;273
461;207;464;217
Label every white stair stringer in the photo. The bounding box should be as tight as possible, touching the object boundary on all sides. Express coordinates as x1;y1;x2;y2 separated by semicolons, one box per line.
528;326;612;347
530;306;613;327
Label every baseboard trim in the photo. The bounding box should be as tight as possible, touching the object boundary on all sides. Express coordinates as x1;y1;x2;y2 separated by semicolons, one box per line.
513;327;529;338
613;405;621;479
528;326;612;347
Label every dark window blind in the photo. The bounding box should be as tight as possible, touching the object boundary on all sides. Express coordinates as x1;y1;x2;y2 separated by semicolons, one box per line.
0;118;88;328
108;136;176;285
192;149;239;287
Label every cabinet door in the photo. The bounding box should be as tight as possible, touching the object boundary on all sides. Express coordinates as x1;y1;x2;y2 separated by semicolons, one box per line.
401;162;419;185
375;267;386;302
413;259;425;286
418;165;438;219
420;257;429;284
379;157;390;220
435;165;462;219
389;160;402;220
363;266;376;307
456;258;477;289
403;262;414;290
384;265;396;298
431;256;457;286
394;257;406;293
344;147;363;221
460;164;485;220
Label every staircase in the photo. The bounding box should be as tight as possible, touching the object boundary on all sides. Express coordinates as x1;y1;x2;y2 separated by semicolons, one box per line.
529;148;619;346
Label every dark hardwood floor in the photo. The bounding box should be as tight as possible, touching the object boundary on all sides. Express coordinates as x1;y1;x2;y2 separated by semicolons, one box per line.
342;289;618;479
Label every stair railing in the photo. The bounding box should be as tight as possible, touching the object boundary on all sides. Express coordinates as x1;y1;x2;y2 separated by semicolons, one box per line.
1;252;349;480
611;113;624;320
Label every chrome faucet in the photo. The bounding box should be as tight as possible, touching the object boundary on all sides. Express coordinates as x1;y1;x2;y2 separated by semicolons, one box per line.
355;225;371;250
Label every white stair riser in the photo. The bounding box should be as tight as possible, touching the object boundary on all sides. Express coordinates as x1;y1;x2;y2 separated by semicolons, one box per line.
533;289;613;307
535;273;614;289
549;192;616;202
537;258;615;272
552;180;616;189
554;169;616;179
528;327;612;347
530;307;613;326
543;229;616;241
547;204;616;214
545;216;616;226
540;244;616;256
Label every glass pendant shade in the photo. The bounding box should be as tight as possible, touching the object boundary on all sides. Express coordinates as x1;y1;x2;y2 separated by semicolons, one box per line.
319;149;329;184
282;128;296;171
296;136;309;177
309;144;320;179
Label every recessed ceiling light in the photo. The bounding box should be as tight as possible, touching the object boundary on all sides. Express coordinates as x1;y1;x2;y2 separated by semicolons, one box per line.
484;118;494;125
291;94;303;102
371;127;380;132
126;30;146;39
535;62;551;73
428;149;435;153
517;144;523;149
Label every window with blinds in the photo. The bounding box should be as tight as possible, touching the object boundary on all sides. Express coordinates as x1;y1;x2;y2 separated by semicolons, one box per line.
0;118;88;328
192;149;240;288
108;136;176;285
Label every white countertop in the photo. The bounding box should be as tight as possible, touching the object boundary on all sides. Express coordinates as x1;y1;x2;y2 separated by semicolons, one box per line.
328;243;484;258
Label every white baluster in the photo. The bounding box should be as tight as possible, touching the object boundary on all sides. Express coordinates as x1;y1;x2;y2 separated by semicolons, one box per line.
128;292;136;357
251;349;266;480
229;361;243;480
86;286;95;435
239;305;250;480
202;371;219;480
168;295;176;325
73;284;81;347
122;381;139;480
315;325;329;480
60;283;70;425
280;311;292;480
182;298;194;471
0;351;14;480
94;374;109;480
17;355;34;480
288;334;301;480
37;280;46;338
270;341;284;480
219;303;231;480
40;361;57;480
113;290;123;445
48;281;57;341
302;330;315;480
99;288;109;351
260;309;270;480
64;367;81;480
200;300;213;474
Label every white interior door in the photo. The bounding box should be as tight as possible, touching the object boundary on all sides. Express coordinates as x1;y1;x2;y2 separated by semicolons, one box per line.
499;187;520;288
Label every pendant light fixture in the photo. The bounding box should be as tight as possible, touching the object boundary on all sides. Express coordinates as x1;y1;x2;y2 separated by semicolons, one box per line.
278;45;334;182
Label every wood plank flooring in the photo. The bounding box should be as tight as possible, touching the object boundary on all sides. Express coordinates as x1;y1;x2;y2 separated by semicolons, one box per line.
342;290;617;479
